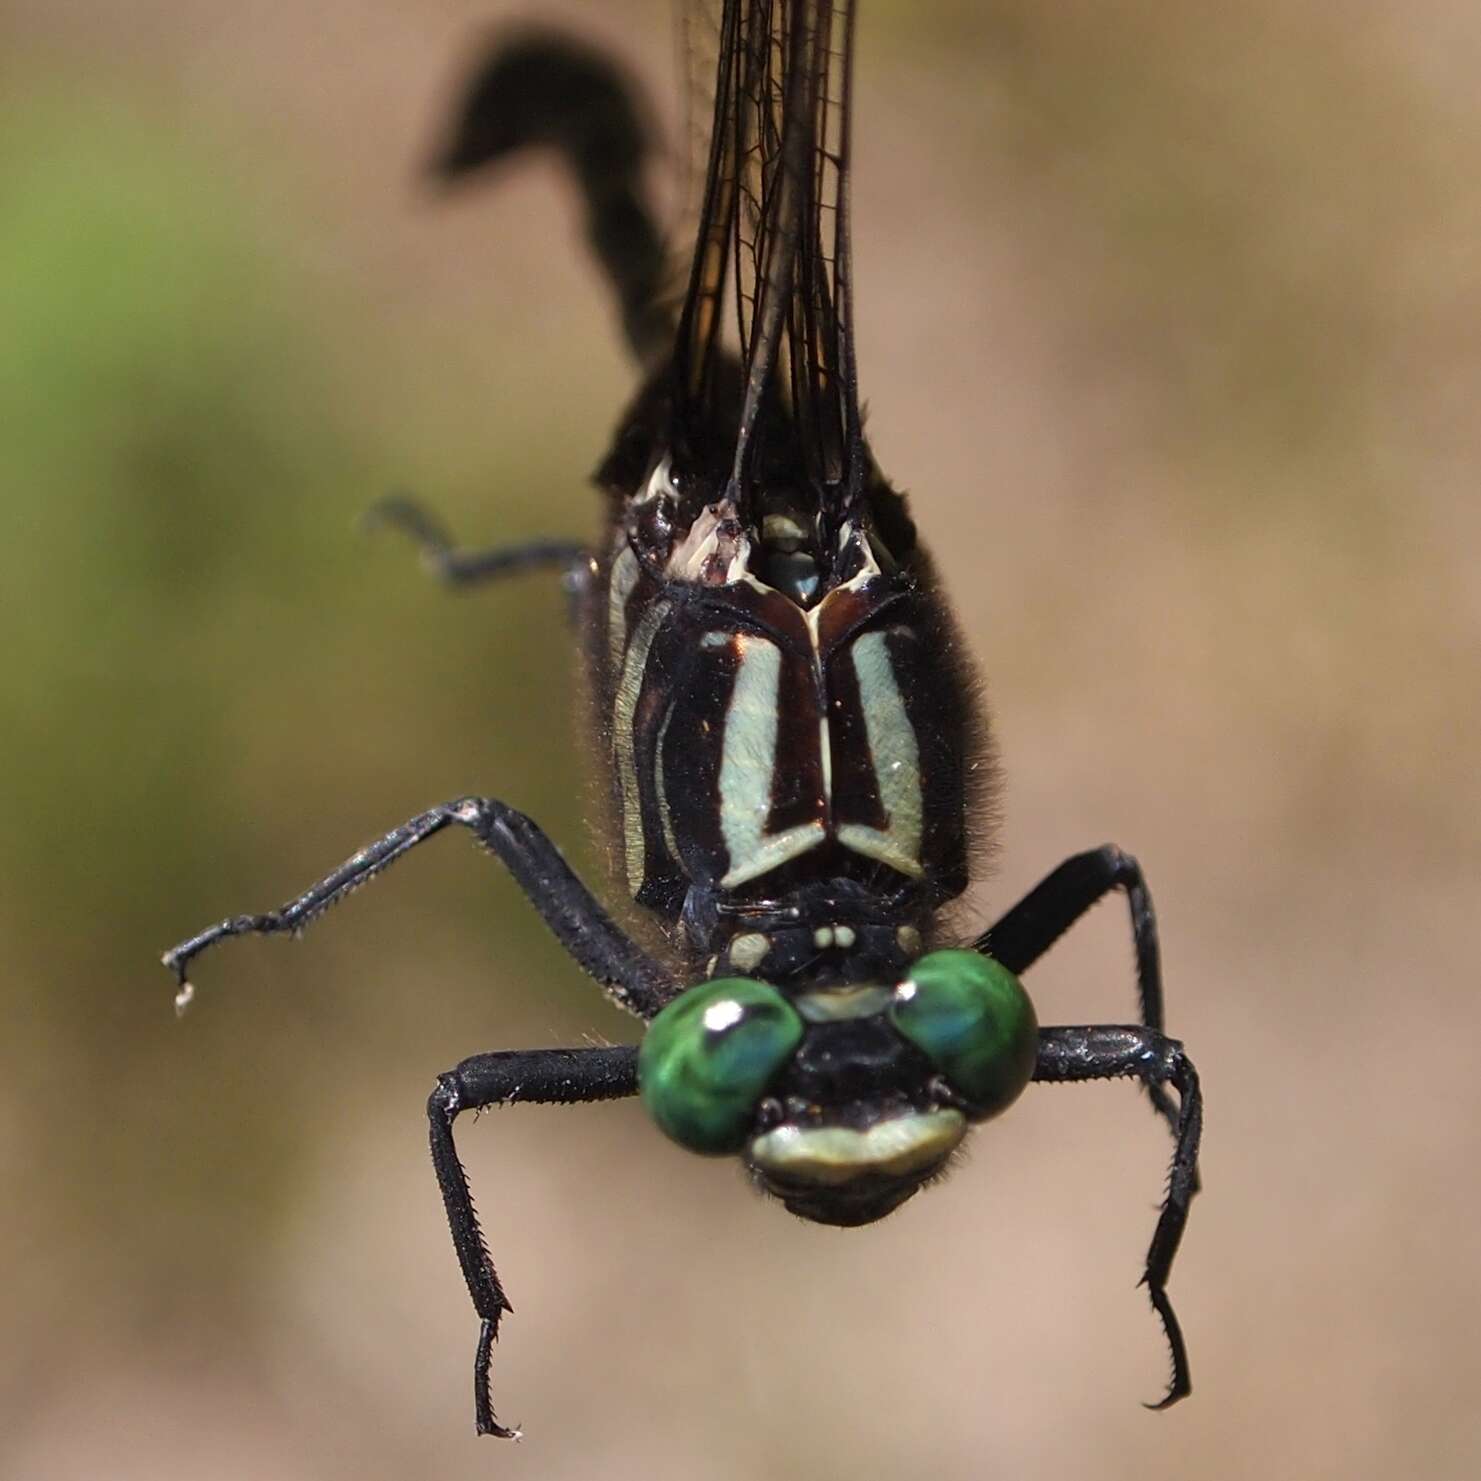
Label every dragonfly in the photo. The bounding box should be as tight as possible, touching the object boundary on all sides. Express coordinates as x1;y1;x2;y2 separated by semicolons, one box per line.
164;0;1202;1438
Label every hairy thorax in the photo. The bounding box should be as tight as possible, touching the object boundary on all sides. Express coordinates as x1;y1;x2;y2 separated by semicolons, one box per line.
589;447;980;967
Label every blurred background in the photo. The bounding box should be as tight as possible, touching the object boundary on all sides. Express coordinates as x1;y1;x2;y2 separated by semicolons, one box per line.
3;0;1478;1477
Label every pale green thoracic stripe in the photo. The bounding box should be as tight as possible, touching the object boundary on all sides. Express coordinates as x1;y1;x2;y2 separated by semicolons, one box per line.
614;599;671;894
607;543;640;674
719;635;826;887
836;629;924;877
653;700;681;864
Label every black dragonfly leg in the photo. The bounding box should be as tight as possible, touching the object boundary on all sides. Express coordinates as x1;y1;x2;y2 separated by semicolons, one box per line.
363;495;589;592
428;1045;639;1437
975;846;1179;1133
1034;1026;1202;1409
162;797;672;1020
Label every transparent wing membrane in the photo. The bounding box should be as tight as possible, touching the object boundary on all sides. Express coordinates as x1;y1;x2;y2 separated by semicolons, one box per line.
673;0;864;521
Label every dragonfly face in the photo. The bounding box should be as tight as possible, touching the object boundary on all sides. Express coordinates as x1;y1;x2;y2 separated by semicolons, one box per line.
639;950;1039;1227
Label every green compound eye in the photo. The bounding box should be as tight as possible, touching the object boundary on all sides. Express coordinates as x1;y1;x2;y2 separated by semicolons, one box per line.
890;949;1038;1118
639;978;804;1155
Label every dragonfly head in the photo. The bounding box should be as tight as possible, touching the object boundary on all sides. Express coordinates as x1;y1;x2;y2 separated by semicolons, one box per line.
638;950;1038;1227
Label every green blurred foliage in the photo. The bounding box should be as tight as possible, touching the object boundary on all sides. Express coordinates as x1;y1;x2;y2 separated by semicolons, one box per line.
0;90;355;1309
0;75;608;1345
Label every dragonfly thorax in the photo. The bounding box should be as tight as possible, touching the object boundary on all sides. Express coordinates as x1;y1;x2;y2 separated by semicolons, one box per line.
598;462;975;928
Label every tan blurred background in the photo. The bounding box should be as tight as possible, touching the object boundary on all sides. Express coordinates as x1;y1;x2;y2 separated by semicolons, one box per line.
3;0;1478;1477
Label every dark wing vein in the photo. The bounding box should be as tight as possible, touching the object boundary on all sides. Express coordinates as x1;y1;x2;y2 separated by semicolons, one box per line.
673;0;864;521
